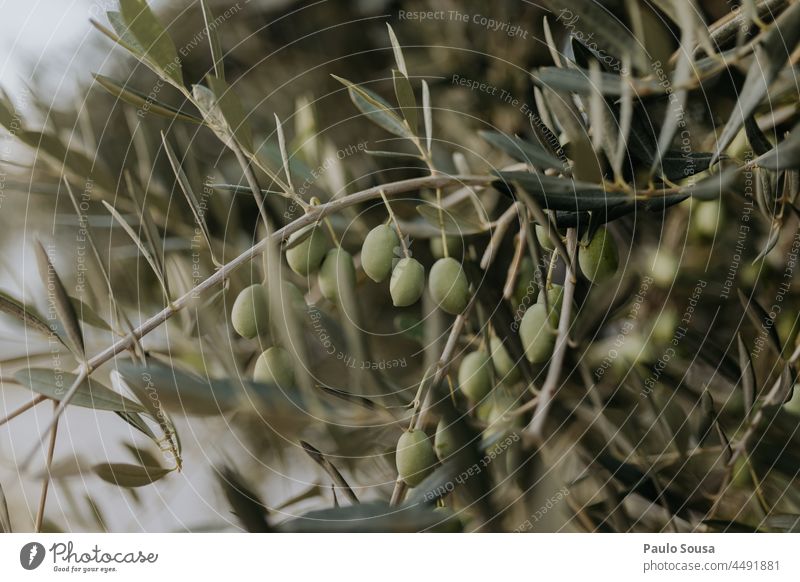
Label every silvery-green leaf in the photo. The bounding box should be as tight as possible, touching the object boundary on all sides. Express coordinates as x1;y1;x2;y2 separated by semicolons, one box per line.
332;74;412;139
118;0;183;85
422;79;432;153
14;368;146;413
480;130;565;170
677;166;741;200
277;501;458;532
204;75;254;153
93;462;172;488
756;123;800;171
542;0;649;73
93;74;202;124
0;289;65;347
69;296;111;331
532;67;663;96
392;69;417;134
495;171;628;211
200;0;224;79
34;241;84;356
386;24;408;76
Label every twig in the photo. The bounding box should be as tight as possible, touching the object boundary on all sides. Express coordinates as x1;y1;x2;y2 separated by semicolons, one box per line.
0;394;47;427
300;441;359;504
35;400;59;533
526;228;579;442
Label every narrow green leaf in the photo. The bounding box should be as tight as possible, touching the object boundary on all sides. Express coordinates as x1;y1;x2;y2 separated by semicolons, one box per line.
195;76;254;153
755;123;800;171
118;0;183;85
386;23;408;76
422;79;432;153
480;130;565;170
332;74;412;139
0;289;65;347
34;241;84;356
495;171;628;211
532;67;663;96
14;368;146;413
200;0;225;80
737;333;756;418
93;74;202;124
392;69;417;133
677;166;741;200
274;114;295;193
69;295;112;331
93;462;171;488
101;200;169;298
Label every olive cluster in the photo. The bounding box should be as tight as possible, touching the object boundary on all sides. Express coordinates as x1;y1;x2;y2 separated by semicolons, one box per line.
394;224;620;490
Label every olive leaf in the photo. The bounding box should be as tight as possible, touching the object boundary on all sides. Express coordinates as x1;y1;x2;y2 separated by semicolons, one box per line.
102;200;169;299
495;171;629;211
332;74;412;139
712;1;800;162
274;113;295;193
0;289;65;347
92;74;202;124
14;368;146;413
532;67;664;97
737;333;756;418
676;166;741;200
69;295;112;331
93;462;172;488
542;0;649;73
34;241;85;356
422;79;432;153
117;0;183;86
277;501;458;533
200;0;224;80
386;23;408;77
300;441;359;504
737;288;781;354
392;70;417;134
755;123;800;171
217;466;271;532
480;130;565;171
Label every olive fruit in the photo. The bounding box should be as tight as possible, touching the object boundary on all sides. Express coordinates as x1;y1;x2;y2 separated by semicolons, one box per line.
231;283;269;339
318;248;356;302
512;257;536;306
520;303;557;363
578;227;618;284
692;199;722;237
484;395;522;441
286;226;327;276
395;429;437;487
389;257;425;307
361;224;399;282
434;418;459;461
254;346;295;387
537;285;563;326
458;350;493;402
429;257;470;315
278;280;307;315
430;235;463;259
535;224;555;250
489;337;520;383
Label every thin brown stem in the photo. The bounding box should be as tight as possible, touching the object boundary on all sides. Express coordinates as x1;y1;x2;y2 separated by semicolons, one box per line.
35;400;59;533
0;394;47;427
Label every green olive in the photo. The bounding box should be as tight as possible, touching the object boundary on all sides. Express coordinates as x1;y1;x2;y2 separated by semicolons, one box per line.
434;418;458;461
520;303;556;363
231;283;269;339
318;247;356;302
429;257;470;315
535;224;556;251
286;226;327;276
396;429;437;487
512;257;536;306
537;284;563;326
361;224;399;282
692;199;722;237
390;257;425;307
489;337;520;383
578;227;618;284
484;395;522;441
458;350;493;402
253;346;295;387
277;280;307;314
430;235;463;259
